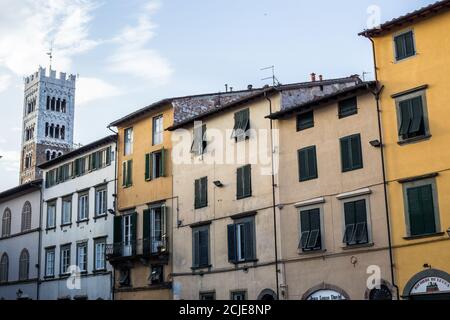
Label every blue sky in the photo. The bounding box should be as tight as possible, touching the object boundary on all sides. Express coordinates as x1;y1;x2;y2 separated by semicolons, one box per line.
0;0;436;190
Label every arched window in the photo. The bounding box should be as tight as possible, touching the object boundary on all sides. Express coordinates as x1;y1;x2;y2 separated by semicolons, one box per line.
56;98;61;112
61;99;66;113
45;123;49;137
57;151;63;157
21;201;32;232
55;125;60;139
51;151;57;159
51;97;56;111
46;96;50;110
2;209;11;237
61;126;65;140
46;150;51;161
0;253;8;283
18;249;29;280
50;124;54;138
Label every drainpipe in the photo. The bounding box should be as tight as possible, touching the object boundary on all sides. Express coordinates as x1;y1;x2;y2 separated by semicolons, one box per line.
107;126;118;300
36;180;43;300
369;37;400;300
264;91;280;300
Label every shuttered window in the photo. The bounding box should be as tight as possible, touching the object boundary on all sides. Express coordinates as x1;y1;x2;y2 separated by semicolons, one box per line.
394;31;415;61
145;149;166;181
192;226;209;268
406;184;437;236
296;110;314;131
340;134;363;172
398;96;426;140
122;160;133;187
232;108;250;141
298;146;318;182
227;217;256;263
143;205;167;255
343;199;369;246
195;177;208;209
191;124;207;155
237;165;252;199
299;208;321;251
338;97;358;118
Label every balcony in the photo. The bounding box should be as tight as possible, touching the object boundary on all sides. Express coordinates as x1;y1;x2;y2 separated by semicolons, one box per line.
106;236;169;264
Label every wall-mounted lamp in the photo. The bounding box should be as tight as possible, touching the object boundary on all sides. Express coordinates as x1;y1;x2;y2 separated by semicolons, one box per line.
108;209;115;215
369;140;382;147
213;180;224;187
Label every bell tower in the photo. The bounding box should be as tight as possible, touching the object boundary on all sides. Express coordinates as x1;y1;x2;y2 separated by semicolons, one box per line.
20;67;76;184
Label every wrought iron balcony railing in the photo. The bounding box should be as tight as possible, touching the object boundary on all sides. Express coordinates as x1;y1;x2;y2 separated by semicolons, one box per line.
106;235;168;260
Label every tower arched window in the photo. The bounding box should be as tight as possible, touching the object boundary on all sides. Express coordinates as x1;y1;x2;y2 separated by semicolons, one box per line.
61;126;65;140
51;151;57;159
45;123;49;137
46;150;51;161
21;201;32;232
46;96;50;110
51;97;55;111
50;124;54;138
57;151;63;157
56;98;61;112
18;249;29;280
55;125;60;139
2;208;11;237
0;253;8;283
62;99;66;113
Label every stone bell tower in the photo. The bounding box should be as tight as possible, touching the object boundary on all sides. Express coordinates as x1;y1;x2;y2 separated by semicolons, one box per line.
20;67;76;184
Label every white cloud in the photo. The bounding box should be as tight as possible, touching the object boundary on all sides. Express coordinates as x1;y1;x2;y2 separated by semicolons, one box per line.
0;74;11;92
0;0;99;76
0;149;20;172
76;77;123;105
107;0;173;84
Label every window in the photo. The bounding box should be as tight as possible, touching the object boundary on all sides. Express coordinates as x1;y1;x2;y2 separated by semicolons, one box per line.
124;127;133;155
396;93;429;142
19;249;29;280
2;208;11;237
192;225;210;268
403;178;439;237
232;108;250;141
45;248;55;277
299;208;322;251
296;110;314;131
343;199;369;246
47;202;56;229
62;197;72;225
338;97;358;118
145;206;167;255
195;177;208;209
200;291;215;300
89;147;112;171
0;253;8;283
394;30;415;61
78;192;89;221
113;213;137;257
150;265;164;285
94;238;106;271
191;123;207;155
77;242;88;272
21;201;32;232
60;245;71;275
152;115;164;145
145;150;165;180
298;146;318;182
231;291;247;300
122;160;133;187
228;217;256;263
73;157;86;176
95;186;107;216
237;165;252;199
340;134;363;172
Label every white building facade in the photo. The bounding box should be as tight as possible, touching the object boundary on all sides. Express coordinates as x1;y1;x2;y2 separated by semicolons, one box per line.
0;180;42;300
38;135;116;300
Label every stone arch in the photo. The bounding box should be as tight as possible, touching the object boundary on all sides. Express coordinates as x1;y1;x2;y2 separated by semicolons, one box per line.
402;268;450;299
301;282;350;300
364;279;394;300
21;201;32;232
257;288;277;300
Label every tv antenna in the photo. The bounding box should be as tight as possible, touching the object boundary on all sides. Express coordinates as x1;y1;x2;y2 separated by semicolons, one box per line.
261;65;280;86
46;42;54;71
362;71;372;81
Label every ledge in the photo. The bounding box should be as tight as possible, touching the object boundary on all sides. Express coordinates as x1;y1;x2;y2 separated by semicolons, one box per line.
398;172;438;184
336;188;371;200
298;249;327;256
294;197;325;208
403;232;445;241
191;264;212;271
398;134;432;146
93;214;108;221
391;84;428;98
341;242;374;250
230;210;257;220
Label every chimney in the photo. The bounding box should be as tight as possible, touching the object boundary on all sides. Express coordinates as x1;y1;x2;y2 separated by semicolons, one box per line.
310;73;316;82
319;74;323;81
230;87;233;92
225;84;228;92
247;84;253;90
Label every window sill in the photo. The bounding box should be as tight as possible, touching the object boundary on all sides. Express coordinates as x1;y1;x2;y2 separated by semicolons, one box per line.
76;219;89;225
338;112;357;119
60;223;72;229
93;214;108;221
299;176;318;183
194;205;208;210
341;242;374;250
231;259;258;265
237;194;252;201
59;273;70;278
191;264;212;271
45;227;56;232
43;275;55;280
403;232;445;241
92;269;107;274
342;166;363;173
298;249;326;255
398;134;431;146
122;185;133;189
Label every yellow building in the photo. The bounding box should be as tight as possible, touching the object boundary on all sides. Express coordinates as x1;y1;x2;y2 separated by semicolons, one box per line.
107;101;174;300
360;0;450;300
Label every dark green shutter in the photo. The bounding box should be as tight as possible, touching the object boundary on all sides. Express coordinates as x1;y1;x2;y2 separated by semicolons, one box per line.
237;167;243;199
399;100;412;136
193;231;200;267
126;160;132;186
351;135;363;169
143;209;151;255
160;148;165;177
244;165;251;197
130;212;137;255
194;179;200;208
113;216;122;256
341;135;362;172
227;224;237;263
199;230;209;267
243;221;255;261
202;177;207;207
408;185;436;236
405;32;415;56
420;185;436;234
395;35;405;60
106;146;111;165
122;162;126;186
409;97;424;134
145;154;150;180
341;137;351;172
299;147;317;181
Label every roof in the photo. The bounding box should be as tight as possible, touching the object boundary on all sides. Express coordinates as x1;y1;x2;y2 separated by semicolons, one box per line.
359;0;450;37
0;179;42;203
37;135;117;169
167;75;361;131
266;81;377;119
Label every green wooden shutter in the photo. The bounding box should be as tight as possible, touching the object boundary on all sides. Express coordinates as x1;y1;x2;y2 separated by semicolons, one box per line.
309;147;318;179
340;137;351;172
126;160;133;186
106;146;111;165
395;34;405;60
122;162;127;186
404;31;415;56
399;100;412;136
113;216;122;257
244;221;255;261
145;153;150;180
408;185;436;236
130;212;137;255
409;96;424;134
407;187;422;236
236;167;243;199
202;177;207;207
244;165;251;197
351;135;363;169
227;224;237;263
420;185;436;234
193;230;200;267
298;149;307;181
143;209;151;255
160;148;165;177
194;179;200;208
199;229;209;266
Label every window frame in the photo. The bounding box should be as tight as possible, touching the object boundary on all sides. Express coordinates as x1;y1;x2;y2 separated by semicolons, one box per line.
338;97;358;119
236;164;252;200
0;253;8;283
152;115;164;146
45;247;55;277
60;244;71;275
340;133;363;172
76;242;88;273
232;108;250;141
192;225;210;269
231;290;247;300
228;216;257;264
78;192;89;221
298;146;318;182
95;185;108;217
124;127;133;156
296;110;314;131
61;196;73;226
2;208;11;237
191;123;207;156
341;195;373;247
402;177;441;238
46;201;57;229
393;29;416;62
94;237;107;271
21;201;32;232
298;204;324;253
194;177;208;209
18;249;30;280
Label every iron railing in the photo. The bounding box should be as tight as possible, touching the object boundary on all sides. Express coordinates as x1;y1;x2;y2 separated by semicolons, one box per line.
106;235;168;260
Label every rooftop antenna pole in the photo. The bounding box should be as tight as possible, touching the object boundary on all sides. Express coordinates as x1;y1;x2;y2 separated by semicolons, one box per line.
261;65;280;86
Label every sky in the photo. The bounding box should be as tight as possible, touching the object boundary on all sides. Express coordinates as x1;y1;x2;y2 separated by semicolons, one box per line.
0;0;437;191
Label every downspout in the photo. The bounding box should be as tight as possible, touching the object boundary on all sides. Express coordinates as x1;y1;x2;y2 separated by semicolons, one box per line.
264;91;280;300
36;181;43;300
107;125;118;300
369;37;400;300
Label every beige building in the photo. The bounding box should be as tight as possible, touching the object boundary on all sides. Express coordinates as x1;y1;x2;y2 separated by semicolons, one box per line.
268;81;395;300
168;76;366;300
